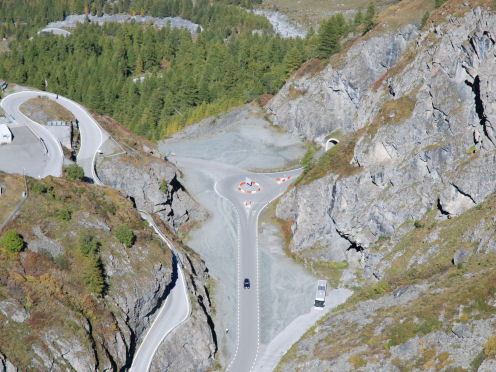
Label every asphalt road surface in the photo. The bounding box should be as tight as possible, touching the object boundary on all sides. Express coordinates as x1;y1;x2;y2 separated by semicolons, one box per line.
171;156;301;372
1;92;64;178
0;126;50;178
2;91;191;370
130;212;191;372
2;91;108;183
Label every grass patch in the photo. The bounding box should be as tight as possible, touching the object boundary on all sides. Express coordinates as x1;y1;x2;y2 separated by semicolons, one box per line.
20;97;75;124
0;174;25;227
311;260;349;288
367;93;417;138
299;130;363;185
287;83;306;99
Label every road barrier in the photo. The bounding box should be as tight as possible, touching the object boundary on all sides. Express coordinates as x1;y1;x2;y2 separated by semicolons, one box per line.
275;176;292;184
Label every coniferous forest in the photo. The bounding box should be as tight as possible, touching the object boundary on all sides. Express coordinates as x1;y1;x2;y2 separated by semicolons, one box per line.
0;0;361;139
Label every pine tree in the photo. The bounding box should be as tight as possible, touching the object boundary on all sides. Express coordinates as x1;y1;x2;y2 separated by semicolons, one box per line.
354;9;363;26
363;2;376;33
82;253;105;296
136;54;144;74
317;18;340;59
284;46;303;74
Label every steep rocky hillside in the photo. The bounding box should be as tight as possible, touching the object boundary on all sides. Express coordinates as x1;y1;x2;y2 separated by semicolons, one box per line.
267;0;496;370
0;174;173;370
95;114;216;371
0;115;216;370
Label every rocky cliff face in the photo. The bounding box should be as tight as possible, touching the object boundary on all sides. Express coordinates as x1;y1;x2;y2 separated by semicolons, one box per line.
151;248;217;372
267;24;419;143
274;5;496;272
0;176;176;371
271;3;496;370
96;153;215;369
97;155;206;233
0;151;214;370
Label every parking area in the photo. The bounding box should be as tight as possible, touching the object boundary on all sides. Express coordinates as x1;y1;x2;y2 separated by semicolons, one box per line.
0;125;49;178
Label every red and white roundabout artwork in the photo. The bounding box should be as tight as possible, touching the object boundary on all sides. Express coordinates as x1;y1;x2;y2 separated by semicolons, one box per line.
237;178;261;194
275;176;292;184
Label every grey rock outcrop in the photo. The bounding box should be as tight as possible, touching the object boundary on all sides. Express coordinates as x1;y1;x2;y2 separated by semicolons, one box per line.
98;156;206;233
267;24;419;143
274;7;496;271
0;353;16;372
0;300;28;323
478;359;496;372
151;252;217;371
453;248;470;265
27;225;64;258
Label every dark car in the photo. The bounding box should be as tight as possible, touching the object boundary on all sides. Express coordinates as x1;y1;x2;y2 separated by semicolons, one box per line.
244;278;250;289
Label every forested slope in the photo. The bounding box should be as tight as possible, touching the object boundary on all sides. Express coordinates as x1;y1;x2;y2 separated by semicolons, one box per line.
0;22;305;139
0;0;376;140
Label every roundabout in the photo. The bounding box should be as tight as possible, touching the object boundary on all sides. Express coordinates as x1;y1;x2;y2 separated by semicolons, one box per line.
237;179;261;194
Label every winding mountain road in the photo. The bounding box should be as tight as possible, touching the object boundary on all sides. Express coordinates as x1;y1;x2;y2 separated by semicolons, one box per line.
1;92;64;178
2;90;108;183
171;156;301;372
130;212;191;372
2;90;192;371
2;90;305;370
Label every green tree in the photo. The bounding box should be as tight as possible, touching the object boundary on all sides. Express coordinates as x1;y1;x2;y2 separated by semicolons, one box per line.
420;11;430;29
65;164;84;181
317;18;340;58
301;147;316;173
114;225;136;248
1;230;24;253
363;2;376;33
82;253;105;296
284;46;304;74
79;231;100;256
354;9;363;26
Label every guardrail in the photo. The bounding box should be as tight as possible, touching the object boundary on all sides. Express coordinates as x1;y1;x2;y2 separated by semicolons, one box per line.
0;174;28;231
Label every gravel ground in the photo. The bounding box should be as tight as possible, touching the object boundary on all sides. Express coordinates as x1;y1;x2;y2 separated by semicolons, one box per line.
45;14;201;34
160;104;305;170
254;10;306;38
159;104;316;366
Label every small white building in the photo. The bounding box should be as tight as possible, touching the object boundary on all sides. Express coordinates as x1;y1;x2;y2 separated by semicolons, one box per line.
0;124;12;144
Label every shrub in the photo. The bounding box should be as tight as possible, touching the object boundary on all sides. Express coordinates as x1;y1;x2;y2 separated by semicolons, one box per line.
414;220;424;228
114;225;136;248
64;164;84;181
373;280;388;295
79;231;100;256
470;350;486;371
435;0;448;8
32;182;48;194
349;355;366;368
160;179;168;194
1;230;24;253
484;336;496;357
56;207;72;221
